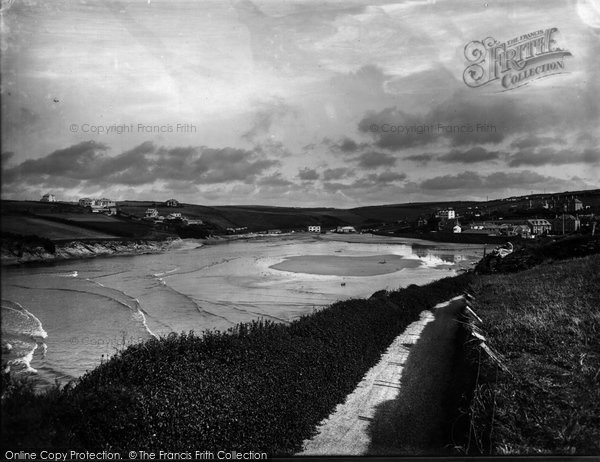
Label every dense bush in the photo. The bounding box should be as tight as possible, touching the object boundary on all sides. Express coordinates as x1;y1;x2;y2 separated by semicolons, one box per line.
1;273;473;454
1;231;56;254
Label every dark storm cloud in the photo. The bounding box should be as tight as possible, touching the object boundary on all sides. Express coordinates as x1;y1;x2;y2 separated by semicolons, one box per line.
357;87;586;151
2;141;111;182
405;153;433;164
322;167;352;181
357;107;430;150
323;170;406;193
510;135;566;150
354;151;396;169
366;171;406;183
1;151;16;164
438;147;502;164
508;148;600;167
257;172;293;187
298;168;319;180
326;137;369;154
335;138;359;153
420;170;575;191
2;141;280;188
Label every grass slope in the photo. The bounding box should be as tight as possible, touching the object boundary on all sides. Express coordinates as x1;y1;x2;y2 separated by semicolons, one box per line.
466;255;600;455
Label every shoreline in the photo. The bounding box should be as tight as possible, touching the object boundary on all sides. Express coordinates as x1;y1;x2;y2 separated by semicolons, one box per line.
0;237;181;266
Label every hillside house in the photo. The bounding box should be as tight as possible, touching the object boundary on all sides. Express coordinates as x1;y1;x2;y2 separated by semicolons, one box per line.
336;226;356;233
436;208;455;220
79;198;93;207
552;214;580;234
97;198;116;208
165;199;180;207
463;222;503;235
510;224;532;238
527;219;552;236
145;208;159;219
40;193;56;202
166;212;183;220
308;225;321;233
566;197;583;214
90;200;115;213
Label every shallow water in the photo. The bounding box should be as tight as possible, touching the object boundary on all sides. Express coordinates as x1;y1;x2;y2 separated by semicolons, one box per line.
1;234;484;390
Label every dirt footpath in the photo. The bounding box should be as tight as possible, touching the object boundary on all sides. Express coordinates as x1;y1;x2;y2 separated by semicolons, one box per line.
298;295;466;456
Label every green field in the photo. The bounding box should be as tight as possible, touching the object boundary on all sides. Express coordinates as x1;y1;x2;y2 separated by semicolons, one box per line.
0;216;119;240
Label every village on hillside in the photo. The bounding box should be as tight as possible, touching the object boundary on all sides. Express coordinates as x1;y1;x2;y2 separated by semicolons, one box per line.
36;192;599;240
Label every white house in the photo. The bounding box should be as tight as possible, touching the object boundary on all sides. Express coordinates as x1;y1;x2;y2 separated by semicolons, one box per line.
308;225;321;233
165;199;180;207
437;208;455;220
452;224;462;233
40;193;56;202
527;219;552;235
336;226;356;233
96;198;116;208
145;208;159;219
166;212;183;220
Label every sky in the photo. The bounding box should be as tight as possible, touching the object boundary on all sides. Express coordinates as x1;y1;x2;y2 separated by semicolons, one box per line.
1;0;599;207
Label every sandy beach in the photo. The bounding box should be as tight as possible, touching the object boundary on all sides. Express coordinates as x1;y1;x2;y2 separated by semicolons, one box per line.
270;254;421;276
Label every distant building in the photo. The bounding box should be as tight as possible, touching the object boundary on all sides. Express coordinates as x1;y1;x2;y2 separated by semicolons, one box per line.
166;212;183;220
512;224;532;238
105;206;118;216
186;219;203;225
267;229;282;234
416;217;428;229
308;225;321;233
79;197;93;207
97;198;116;208
40;193;56;202
527;219;552;235
165;199;180;207
226;227;247;234
566;197;583;214
436;208;455;220
552;214;580;235
463;222;503;235
452;224;462;233
145;208;159;219
336;226;356;233
89;198;116;213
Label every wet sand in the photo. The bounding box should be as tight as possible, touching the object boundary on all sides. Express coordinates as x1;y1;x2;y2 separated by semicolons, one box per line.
270;254;421;276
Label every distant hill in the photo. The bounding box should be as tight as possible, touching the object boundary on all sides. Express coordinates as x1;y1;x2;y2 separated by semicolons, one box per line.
2;188;599;239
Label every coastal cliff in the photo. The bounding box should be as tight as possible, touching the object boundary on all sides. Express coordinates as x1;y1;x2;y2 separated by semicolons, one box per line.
1;237;179;266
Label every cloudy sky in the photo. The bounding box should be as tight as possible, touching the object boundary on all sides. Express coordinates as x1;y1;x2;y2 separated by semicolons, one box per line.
1;0;599;206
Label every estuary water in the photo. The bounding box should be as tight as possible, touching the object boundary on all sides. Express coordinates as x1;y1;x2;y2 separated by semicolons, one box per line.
1;234;484;390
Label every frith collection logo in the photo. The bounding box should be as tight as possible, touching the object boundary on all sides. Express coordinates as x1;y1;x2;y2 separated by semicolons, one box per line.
463;28;572;90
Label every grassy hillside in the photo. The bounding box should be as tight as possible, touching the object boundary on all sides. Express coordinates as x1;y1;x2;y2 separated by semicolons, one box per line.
3;188;599;239
462;255;600;455
1;201;172;241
